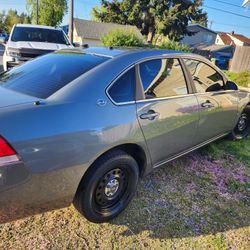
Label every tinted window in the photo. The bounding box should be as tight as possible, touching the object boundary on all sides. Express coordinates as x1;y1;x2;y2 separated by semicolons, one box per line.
139;58;188;99
11;27;69;45
108;67;136;103
0;52;109;98
184;59;224;93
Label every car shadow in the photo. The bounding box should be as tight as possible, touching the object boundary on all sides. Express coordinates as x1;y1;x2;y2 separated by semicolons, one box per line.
110;149;250;240
0;141;249;243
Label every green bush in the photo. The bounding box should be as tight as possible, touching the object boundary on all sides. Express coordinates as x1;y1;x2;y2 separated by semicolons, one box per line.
101;30;191;52
157;38;191;52
101;29;145;47
224;71;250;87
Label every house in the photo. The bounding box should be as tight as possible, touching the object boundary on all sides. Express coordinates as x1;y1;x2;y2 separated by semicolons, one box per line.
216;32;250;47
181;24;217;48
69;18;143;46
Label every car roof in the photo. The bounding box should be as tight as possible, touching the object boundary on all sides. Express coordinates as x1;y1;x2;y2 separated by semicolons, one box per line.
50;46;224;103
83;47;185;59
50;47;206;102
15;24;62;31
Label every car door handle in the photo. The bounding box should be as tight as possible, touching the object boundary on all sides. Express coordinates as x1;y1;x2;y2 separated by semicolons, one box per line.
201;100;214;108
140;110;160;120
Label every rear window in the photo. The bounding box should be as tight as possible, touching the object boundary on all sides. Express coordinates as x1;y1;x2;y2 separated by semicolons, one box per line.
0;52;109;98
11;27;69;45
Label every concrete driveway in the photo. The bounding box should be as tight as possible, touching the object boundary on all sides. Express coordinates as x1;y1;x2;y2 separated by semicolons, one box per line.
0;44;5;72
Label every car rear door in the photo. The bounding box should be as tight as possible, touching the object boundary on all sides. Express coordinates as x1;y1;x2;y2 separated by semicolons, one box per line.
183;58;239;144
136;57;200;167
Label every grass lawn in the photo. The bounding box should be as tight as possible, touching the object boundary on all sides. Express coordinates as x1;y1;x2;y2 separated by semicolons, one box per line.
0;71;250;249
0;139;249;249
225;71;250;87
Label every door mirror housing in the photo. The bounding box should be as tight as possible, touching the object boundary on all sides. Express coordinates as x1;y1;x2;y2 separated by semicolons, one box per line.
206;83;223;92
3;36;8;44
72;42;80;47
225;80;238;90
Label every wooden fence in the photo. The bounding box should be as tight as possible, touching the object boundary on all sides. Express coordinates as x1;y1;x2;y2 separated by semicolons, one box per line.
230;46;250;72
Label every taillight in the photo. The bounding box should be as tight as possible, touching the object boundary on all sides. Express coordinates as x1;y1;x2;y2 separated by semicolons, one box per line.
0;136;20;167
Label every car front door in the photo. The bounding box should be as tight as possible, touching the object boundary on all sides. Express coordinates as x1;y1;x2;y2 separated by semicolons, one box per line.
183;58;239;143
136;58;200;167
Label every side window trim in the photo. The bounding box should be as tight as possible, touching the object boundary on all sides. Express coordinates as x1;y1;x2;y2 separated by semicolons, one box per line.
182;58;226;94
106;65;136;106
136;57;192;101
179;58;196;94
179;58;197;94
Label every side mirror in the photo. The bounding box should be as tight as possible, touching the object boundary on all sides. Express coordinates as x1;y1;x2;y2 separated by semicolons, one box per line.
206;83;223;92
225;81;238;90
72;42;80;47
3;36;8;44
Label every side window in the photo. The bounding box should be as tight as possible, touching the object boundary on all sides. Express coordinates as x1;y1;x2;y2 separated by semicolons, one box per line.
139;58;188;99
184;59;224;93
108;67;136;103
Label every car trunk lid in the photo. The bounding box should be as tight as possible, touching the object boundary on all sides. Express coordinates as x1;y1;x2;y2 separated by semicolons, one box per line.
0;86;37;109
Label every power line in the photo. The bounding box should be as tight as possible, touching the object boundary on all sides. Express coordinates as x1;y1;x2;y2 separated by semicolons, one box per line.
204;5;250;19
208;20;250;30
209;0;245;9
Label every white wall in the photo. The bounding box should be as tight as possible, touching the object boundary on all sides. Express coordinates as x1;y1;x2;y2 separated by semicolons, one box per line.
215;35;225;45
228;34;244;46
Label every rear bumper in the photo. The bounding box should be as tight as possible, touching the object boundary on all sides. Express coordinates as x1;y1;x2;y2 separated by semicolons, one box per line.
0;163;85;223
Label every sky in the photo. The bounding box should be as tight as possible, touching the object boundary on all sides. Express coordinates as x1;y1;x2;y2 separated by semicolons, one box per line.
0;0;250;37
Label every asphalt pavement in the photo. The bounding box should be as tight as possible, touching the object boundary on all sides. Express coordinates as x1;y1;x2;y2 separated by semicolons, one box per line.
0;44;5;72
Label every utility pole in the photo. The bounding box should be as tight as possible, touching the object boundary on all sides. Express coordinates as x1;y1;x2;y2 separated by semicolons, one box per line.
209;20;213;29
36;0;39;25
69;0;74;44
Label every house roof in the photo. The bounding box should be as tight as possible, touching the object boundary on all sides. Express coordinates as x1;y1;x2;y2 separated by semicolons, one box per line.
218;32;250;45
232;33;250;45
74;18;143;40
218;32;235;45
187;24;217;35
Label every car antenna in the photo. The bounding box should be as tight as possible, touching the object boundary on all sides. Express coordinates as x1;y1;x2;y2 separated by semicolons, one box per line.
34;101;41;106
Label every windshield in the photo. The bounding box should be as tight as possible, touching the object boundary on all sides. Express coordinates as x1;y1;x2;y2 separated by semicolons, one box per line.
0;51;109;99
11;26;70;45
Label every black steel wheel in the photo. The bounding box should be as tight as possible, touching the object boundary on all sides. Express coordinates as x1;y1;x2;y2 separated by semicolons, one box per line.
73;150;139;223
94;168;128;213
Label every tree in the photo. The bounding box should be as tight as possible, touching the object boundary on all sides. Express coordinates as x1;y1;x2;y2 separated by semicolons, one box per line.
93;0;207;43
0;11;5;33
27;0;67;27
4;9;31;33
101;29;144;47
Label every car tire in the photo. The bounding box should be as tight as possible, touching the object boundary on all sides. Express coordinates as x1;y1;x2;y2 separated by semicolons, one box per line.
73;150;139;223
229;106;250;140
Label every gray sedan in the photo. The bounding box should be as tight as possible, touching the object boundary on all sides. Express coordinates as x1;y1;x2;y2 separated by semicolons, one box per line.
0;47;249;223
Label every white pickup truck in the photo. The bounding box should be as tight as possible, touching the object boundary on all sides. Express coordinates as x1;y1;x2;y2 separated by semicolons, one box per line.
3;24;73;71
